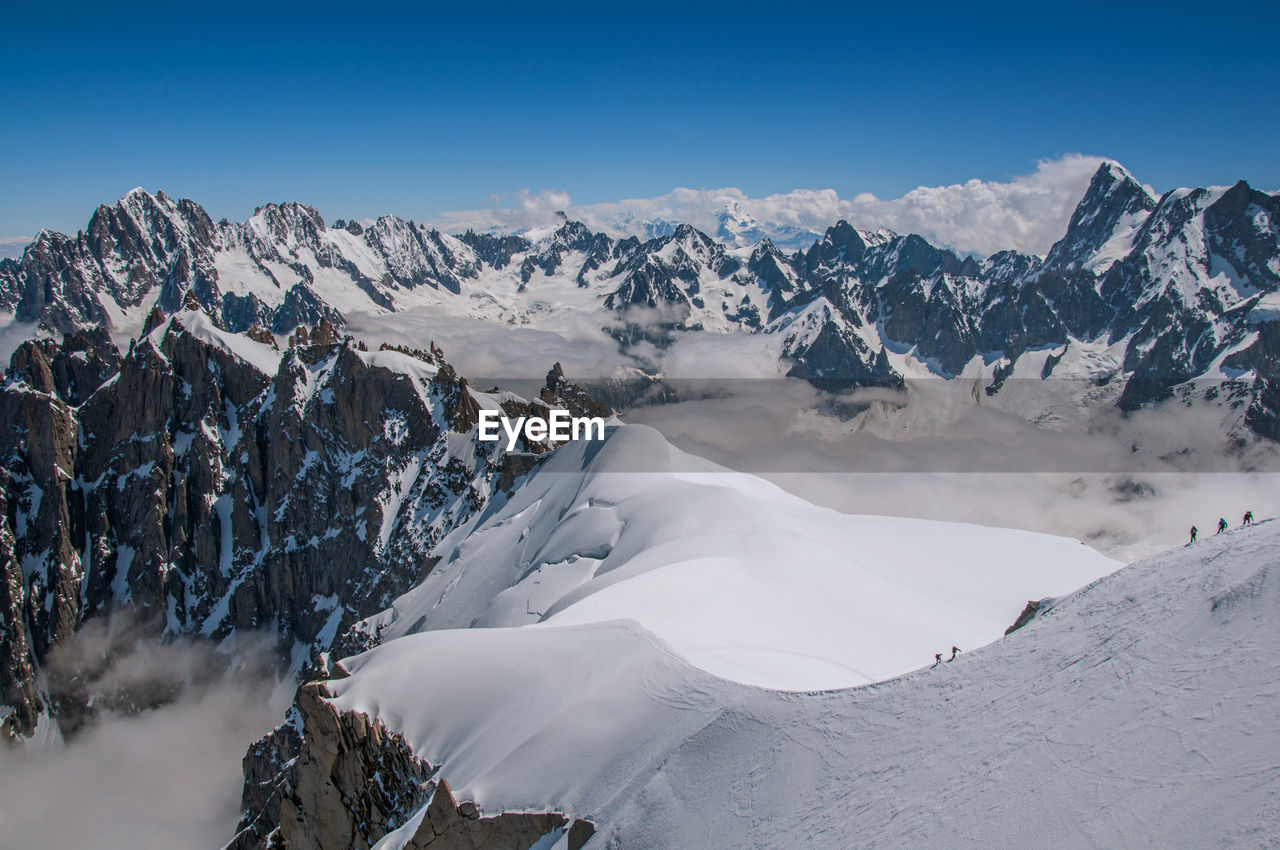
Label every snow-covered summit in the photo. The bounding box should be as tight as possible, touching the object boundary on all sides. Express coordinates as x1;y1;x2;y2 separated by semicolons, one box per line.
709;199;826;251
359;422;1119;691
328;504;1280;848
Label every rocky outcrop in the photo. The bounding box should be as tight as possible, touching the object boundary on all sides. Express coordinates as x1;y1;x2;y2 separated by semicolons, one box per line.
402;778;592;850
0;484;42;740
1005;597;1060;635
0;310;602;742
232;677;594;850
6;326;121;404
232;678;434;849
1225;319;1280;441
541;362;610;420
0;352;83;737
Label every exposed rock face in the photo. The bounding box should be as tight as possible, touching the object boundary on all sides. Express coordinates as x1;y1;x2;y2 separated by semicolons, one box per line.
457;231;528;271
0;486;41;739
541;362;610;420
1005;598;1059;635
1042;161;1159;275
0;310;608;741
231;677;594;850
0;345;83;737
3;168;1279;439
231;678;434;849
400;777;594;850
0;190;218;331
782;301;901;391
1232;320;1280;440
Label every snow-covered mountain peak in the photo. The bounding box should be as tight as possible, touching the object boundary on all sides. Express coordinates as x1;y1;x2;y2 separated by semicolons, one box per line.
118;185;166;208
715;199;765;245
4;161;1280;444
713;199;827;251
669;220;708;242
28;228;61;249
366;422;1119;691
1043;161;1158;274
1093;159;1146;193
243;201;326;250
537;217;602;252
802;220;863;267
95;185;173;225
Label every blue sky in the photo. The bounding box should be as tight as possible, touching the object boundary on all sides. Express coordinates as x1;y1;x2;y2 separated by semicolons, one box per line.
2;0;1277;245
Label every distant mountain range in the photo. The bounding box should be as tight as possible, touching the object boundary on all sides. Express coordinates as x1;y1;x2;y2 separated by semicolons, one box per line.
2;162;1278;439
2;164;1279;847
545;198;826;250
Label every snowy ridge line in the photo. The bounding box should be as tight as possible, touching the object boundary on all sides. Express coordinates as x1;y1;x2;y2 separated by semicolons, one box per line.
336;423;1120;693
318;519;1280;848
1;161;1277;453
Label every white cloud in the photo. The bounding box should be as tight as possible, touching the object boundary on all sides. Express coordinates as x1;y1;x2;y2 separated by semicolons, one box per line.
0;617;289;849
840;154;1108;257
430;154;1110;257
0;234;32;260
620;373;1280;563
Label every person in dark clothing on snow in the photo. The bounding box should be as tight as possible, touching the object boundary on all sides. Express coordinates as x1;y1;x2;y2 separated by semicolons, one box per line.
1244;510;1254;526
950;646;960;661
1190;526;1198;543
933;653;942;667
1218;517;1228;534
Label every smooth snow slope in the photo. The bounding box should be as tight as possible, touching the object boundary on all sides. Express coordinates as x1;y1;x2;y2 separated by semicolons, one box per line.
360;424;1118;690
326;424;1128;842
336;518;1280;849
601;519;1280;848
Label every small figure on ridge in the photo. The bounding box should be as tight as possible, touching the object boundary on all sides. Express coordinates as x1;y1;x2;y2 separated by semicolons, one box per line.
1218;517;1228;534
1243;510;1254;526
1190;526;1198;543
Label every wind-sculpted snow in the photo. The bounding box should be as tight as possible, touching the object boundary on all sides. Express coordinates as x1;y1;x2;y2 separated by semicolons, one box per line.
330;621;734;820
329;515;1280;848
360;424;1119;690
272;423;1122;845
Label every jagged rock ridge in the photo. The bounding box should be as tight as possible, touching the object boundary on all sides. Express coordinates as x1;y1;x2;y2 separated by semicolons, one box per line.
0;308;608;741
231;673;594;850
2;162;1278;439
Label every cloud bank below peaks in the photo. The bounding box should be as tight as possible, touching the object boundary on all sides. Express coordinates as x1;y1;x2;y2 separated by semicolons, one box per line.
431;154;1111;258
0;234;34;260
